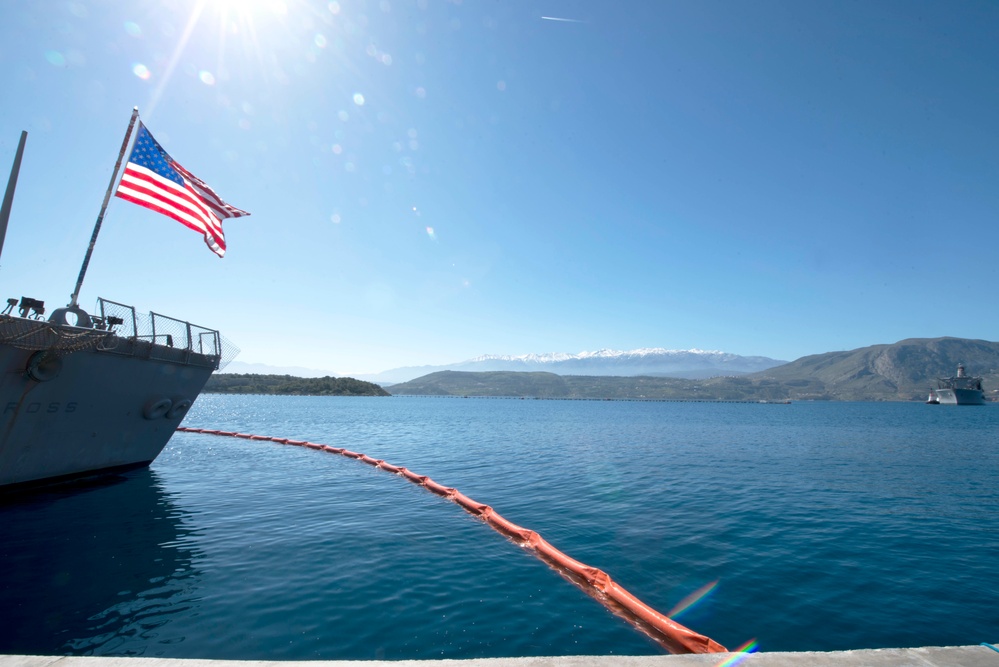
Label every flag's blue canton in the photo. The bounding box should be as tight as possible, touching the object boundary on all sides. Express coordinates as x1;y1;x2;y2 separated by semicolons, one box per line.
129;124;184;186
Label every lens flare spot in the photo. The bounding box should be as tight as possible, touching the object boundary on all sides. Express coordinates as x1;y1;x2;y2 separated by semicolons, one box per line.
328;1;341;14
199;70;216;85
337;110;349;121
332;144;342;154
425;226;436;241
497;80;506;91
124;21;142;37
667;580;718;619
132;63;151;79
415;86;427;98
45;51;66;67
353;93;365;106
314;33;327;48
331;213;342;224
238;118;251;130
345;162;356;172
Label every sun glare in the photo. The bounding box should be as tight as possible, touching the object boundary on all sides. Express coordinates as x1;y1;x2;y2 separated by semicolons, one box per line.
198;0;341;83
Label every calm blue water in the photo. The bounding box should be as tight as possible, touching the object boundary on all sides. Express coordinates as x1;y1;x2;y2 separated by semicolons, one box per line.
2;396;997;658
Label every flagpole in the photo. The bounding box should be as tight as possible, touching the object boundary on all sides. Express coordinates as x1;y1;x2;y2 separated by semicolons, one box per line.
69;106;140;308
0;130;28;268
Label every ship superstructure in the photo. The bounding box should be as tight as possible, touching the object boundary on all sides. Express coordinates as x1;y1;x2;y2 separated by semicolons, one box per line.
933;363;985;405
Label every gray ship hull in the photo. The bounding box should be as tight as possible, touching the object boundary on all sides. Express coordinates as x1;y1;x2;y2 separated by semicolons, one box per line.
0;299;228;489
0;343;213;487
933;387;985;406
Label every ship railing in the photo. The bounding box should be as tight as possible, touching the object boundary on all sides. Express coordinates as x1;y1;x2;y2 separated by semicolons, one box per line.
95;298;235;370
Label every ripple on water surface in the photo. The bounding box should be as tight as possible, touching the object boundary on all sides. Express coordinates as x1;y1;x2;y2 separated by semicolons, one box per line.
1;396;997;657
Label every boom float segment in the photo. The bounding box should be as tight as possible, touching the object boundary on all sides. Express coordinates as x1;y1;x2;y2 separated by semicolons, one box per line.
175;426;728;655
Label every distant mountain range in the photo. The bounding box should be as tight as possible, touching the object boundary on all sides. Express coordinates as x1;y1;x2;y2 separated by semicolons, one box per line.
387;338;999;402
351;348;788;384
219;338;999;401
755;336;999;401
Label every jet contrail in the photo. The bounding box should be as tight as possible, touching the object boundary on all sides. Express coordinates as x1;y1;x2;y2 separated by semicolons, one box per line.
541;16;585;23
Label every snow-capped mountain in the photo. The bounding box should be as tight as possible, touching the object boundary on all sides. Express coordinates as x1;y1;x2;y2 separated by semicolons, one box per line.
358;348;787;385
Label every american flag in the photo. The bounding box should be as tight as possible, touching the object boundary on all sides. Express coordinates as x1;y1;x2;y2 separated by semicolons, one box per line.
115;123;248;257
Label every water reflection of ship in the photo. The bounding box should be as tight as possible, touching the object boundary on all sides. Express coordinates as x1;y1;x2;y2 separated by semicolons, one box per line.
927;363;985;406
0;469;201;655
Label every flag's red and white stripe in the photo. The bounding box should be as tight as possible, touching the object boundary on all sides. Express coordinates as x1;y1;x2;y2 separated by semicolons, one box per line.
116;163;228;256
172;162;249;221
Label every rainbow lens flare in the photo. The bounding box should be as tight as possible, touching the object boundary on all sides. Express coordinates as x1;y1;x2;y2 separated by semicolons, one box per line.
667;579;718;619
713;639;760;667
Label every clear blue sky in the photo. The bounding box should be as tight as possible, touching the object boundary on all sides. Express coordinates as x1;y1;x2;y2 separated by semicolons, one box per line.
2;0;997;375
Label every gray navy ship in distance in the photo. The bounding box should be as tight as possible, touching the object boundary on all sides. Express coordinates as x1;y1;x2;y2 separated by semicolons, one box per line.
927;363;985;405
0;111;243;489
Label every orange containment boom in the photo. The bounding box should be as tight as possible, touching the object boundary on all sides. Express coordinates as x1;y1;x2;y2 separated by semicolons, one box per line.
176;427;727;654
